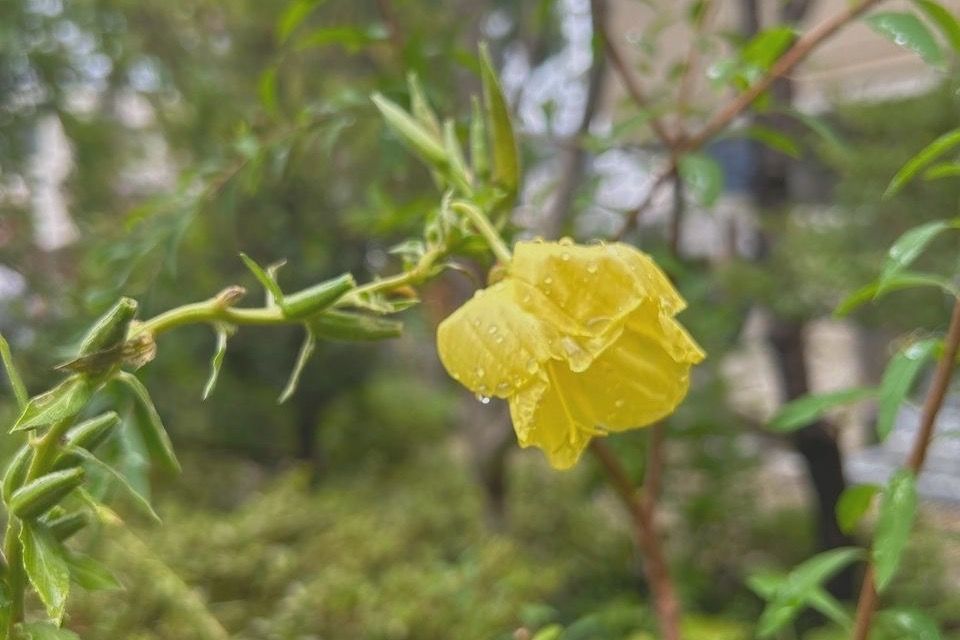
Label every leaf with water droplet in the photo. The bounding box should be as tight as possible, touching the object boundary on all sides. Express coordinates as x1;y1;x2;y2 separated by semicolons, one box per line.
867;12;944;68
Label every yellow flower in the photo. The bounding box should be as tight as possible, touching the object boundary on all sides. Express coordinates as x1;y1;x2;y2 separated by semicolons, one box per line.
436;240;705;469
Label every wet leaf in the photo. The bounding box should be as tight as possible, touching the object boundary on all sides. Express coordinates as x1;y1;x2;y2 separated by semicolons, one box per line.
877;338;939;441
867;12;943;67
769;388;876;432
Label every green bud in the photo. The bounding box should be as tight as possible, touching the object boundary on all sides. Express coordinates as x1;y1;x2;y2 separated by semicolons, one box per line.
282;273;355;319
45;511;90;542
309;310;403;342
10;467;85;520
52;412;121;471
78;298;138;357
2;446;33;502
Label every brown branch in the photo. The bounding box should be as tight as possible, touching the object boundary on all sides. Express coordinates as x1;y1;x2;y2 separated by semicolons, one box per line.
590;0;675;150
613;165;674;241
683;0;883;152
591;440;682;640
852;297;960;640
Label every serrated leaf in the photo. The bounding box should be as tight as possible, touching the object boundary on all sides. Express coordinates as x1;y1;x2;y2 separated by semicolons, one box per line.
679;152;724;207
278;328;316;404
479;44;520;198
65;550;121;591
867;12;944;67
769;387;876;433
372;93;447;166
114;373;180;474
13;376;95;432
877;607;942;640
0;333;28;410
913;0;960;51
67;446;160;523
885;128;960;197
835;271;957;317
239;253;285;306
877;338;939;441
202;324;232;400
874;470;918;591
878;219;959;289
837;484;881;534
21;523;70;623
16;622;80;640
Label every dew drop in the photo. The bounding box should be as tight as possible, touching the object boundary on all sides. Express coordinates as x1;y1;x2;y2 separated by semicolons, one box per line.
487;324;498;335
543;276;553;285
561;252;571;262
496;382;511;395
586;262;598;274
614;399;625;409
475;367;486;379
494;335;505;344
476;394;491;405
559;236;573;246
522;293;532;304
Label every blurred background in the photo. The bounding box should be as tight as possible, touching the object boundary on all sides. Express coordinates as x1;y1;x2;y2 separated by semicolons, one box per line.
1;0;960;638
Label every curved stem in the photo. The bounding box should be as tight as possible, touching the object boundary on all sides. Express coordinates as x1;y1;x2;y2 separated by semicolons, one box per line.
452;201;512;265
851;297;960;640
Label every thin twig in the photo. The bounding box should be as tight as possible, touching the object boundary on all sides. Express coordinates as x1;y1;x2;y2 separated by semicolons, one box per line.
375;0;405;61
613;166;674;241
591;440;682;640
590;0;675;149
674;0;716;141
852;297;960;640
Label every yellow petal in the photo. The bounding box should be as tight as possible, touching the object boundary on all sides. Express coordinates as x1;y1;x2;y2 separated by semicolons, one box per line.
436;280;555;398
508;372;595;469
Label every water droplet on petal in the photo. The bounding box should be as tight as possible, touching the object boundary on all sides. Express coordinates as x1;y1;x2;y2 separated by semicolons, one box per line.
559;236;573;246
475;367;485;379
587;262;598;274
487;324;498;335
476;393;491;404
494;335;505;344
561;252;571;262
526;359;538;375
496;382;511;395
614;399;625;409
543;276;553;285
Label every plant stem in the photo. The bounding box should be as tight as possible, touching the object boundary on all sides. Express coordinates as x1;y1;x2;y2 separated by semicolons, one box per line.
851;296;960;640
452;201;513;265
591;440;682;640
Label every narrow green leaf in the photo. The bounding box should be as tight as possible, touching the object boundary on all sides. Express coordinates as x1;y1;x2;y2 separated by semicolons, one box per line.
877;608;942;640
678;152;724;207
278;328;316;404
885;128;960;197
806;588;853;630
276;0;325;42
913;0;960;51
239;253;285;306
114;372;180;474
877;338;939;441
0;333;28;410
13;376;95;432
21;523;70;623
924;161;960;180
781;547;864;601
874;470;918;591
65;550;121;591
67;446;160;523
371;93;447;166
741;26;795;69
479;43;520;198
757;601;803;637
469;96;488;181
867;12;944;67
835;271;957;317
878;219;959;288
407;72;442;140
202;324;232;400
742;124;801;158
531;624;564;640
443;119;472;194
258;67;279;115
16;622;80;640
769;388;876;433
785;108;848;153
837;484;881;534
309;310;403;342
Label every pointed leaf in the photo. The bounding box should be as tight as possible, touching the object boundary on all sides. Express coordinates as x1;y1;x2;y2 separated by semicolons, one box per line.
371;93;447;166
277;0;325;42
835;271;957;317
678;152;724;207
469;96;488;180
443;120;472;193
0;333;28;410
407;72;441;139
202;324;232;400
877;338;939;441
20;523;70;623
13;376;95;432
878;219;959;288
913;0;960;51
479;43;520;197
867;12;944;67
837;484;880;534
885;128;960;197
769;387;876;433
278;328;316;404
65;550;121;591
742;125;801;158
781;547;864;601
67;446;160;523
239;253;285;306
874;469;918;591
114;373;180;473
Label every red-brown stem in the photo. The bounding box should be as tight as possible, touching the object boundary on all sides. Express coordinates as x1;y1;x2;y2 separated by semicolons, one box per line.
852;297;960;640
591;0;675;149
591;440;682;640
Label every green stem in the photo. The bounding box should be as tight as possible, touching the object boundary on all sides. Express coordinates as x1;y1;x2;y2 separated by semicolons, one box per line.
452;201;512;265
